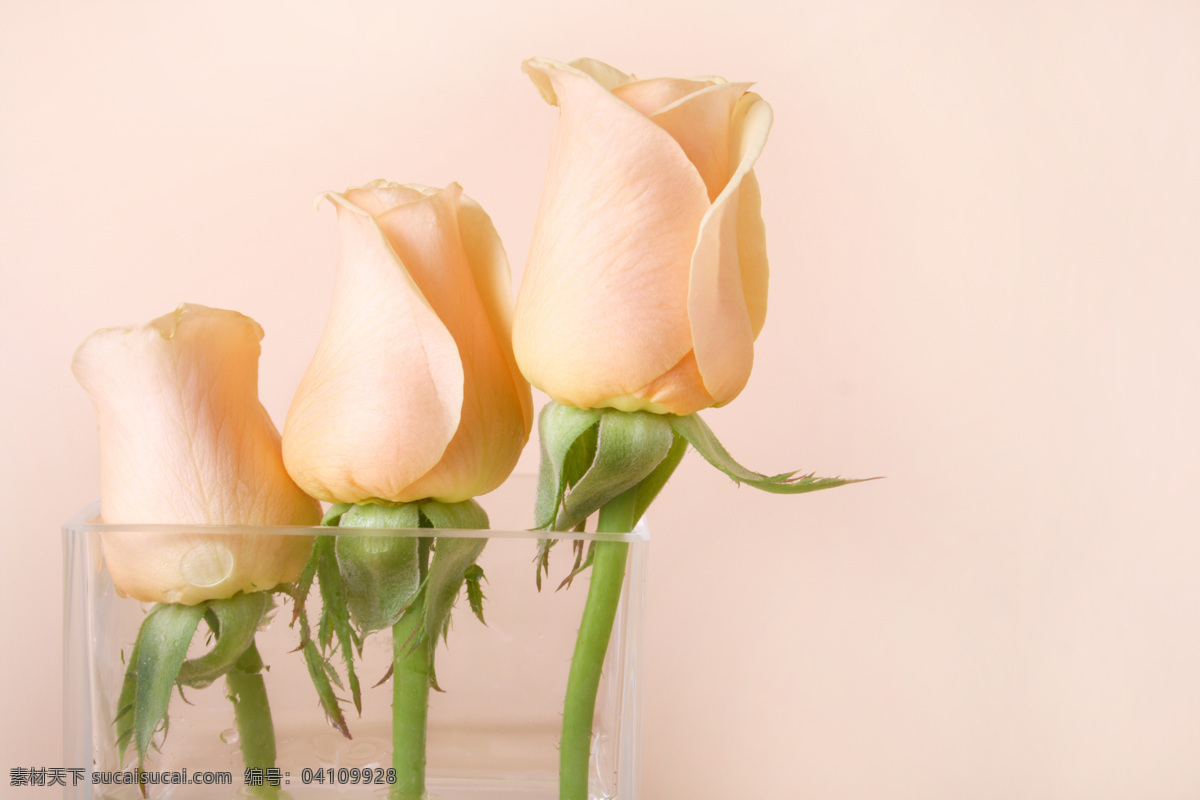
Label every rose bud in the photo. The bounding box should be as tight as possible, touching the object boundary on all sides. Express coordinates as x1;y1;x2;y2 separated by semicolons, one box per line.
283;181;533;505
514;57;773;415
72;304;321;605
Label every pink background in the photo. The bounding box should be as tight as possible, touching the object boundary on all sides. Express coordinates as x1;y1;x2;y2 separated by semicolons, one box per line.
3;2;1199;798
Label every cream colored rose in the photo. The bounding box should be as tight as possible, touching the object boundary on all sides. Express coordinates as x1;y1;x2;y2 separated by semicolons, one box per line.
514;57;773;415
283;181;533;505
72;304;321;605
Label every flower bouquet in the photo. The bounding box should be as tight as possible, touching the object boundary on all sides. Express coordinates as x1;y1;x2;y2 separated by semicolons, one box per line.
65;57;871;800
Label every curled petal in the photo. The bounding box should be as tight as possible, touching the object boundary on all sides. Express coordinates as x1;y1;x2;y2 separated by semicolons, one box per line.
688;93;773;405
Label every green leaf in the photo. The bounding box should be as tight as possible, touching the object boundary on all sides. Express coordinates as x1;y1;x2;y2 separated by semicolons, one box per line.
178;592;272;688
534;403;602;529
555;411;674;530
633;429;688;524
133;602;206;764
670;413;880;494
464;565;486;625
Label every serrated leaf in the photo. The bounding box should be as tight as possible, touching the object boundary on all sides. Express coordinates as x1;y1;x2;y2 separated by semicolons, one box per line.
177;592;271;688
534;404;602;529
133;603;206;764
555;411;674;529
669;414;880;494
464;565;486;625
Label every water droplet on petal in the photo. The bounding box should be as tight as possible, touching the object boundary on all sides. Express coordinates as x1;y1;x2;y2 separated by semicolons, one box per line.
220;728;239;744
180;542;235;587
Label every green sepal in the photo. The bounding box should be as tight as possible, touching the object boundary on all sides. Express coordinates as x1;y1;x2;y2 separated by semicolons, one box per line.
314;536;363;713
336;503;421;635
322;502;353;527
177;592;272;688
633;429;687;524
534;404;602;529
669;413;878;494
132;602;206;764
423;529;487;657
557;540;596;591
114;638;141;758
301;639;350;739
418;498;489;531
464;565;486;625
554;410;674;530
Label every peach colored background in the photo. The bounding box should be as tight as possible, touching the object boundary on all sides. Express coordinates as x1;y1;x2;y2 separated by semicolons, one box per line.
3;2;1199;798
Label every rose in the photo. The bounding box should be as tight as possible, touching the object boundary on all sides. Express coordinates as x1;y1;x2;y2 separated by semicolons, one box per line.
513;57;773;415
283;180;533;504
72;304;321;605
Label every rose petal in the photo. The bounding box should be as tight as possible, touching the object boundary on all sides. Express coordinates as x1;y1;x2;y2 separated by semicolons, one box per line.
630;350;715;415
688;93;774;404
612;76;720;116
648;82;753;201
516;58;710;408
373;184;530;502
456;191;535;435
283;192;464;503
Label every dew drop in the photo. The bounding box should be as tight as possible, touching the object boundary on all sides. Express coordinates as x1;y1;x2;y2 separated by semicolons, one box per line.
180;542;235;587
220;728;239;744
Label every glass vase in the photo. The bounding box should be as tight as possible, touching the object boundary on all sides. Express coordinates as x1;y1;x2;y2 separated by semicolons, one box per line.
62;478;647;799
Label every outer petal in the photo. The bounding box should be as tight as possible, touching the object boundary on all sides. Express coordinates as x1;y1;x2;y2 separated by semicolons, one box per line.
373;184;530;502
630;351;715;415
457;192;535;435
688;93;773;405
72;304;320;604
515;58;711;409
283;191;464;503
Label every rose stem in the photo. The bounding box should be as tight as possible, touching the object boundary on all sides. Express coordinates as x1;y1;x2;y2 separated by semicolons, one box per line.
560;486;637;800
226;639;279;799
392;536;434;800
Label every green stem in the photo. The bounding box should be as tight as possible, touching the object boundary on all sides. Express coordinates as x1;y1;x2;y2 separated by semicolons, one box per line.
560;487;637;800
226;640;279;799
392;538;433;800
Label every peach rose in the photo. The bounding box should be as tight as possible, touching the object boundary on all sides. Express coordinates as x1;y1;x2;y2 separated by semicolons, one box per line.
514;57;773;415
283;181;533;504
72;304;321;605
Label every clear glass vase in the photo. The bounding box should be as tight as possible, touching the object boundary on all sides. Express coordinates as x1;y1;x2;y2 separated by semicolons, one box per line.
63;478;646;799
